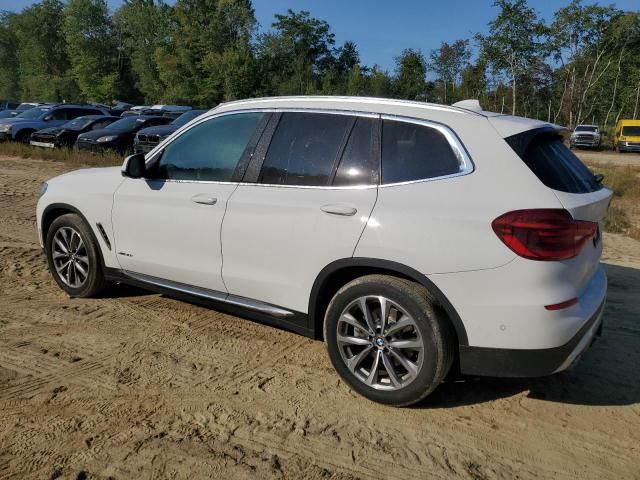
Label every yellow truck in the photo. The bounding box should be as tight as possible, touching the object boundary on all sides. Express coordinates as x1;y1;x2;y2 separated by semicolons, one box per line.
614;119;640;152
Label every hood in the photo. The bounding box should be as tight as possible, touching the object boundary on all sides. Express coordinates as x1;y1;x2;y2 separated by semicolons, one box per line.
137;124;178;137
54;166;122;182
0;117;44;126
34;126;65;136
79;127;129;141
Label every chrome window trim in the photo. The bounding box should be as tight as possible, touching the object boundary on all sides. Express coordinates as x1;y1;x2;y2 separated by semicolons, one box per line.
379;113;475;188
140;108;474;189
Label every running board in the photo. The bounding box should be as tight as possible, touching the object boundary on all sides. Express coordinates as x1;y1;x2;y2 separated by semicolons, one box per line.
123;271;295;318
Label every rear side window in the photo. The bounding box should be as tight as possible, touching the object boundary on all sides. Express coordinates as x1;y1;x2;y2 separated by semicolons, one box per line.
381;119;462;184
333;117;379;186
507;131;601;193
259;112;352;186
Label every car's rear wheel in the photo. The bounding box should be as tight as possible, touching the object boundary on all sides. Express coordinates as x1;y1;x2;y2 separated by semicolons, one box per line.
324;275;455;406
45;213;107;298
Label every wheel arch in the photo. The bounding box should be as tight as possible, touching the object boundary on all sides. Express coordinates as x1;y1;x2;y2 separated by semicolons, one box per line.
41;203;107;270
309;258;469;346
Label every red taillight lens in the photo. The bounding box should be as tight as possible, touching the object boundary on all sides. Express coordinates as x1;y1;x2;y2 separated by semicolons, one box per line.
492;209;597;261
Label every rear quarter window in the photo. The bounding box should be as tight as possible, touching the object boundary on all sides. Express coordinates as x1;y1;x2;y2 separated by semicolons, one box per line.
381;119;464;184
506;130;601;194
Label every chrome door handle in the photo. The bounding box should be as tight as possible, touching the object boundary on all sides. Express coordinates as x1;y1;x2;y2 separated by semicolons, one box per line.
191;194;217;205
320;204;357;216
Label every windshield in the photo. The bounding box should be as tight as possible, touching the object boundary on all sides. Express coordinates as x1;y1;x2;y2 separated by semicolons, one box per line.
63;116;98;131
575;126;597;133
621;126;640;136
172;110;205;127
105;116;148;131
16;107;49;120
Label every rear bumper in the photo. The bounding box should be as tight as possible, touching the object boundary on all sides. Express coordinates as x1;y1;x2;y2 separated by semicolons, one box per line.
459;300;604;377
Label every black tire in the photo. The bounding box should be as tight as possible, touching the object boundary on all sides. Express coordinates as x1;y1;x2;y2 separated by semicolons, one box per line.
15;130;34;144
45;213;107;298
324;275;455;406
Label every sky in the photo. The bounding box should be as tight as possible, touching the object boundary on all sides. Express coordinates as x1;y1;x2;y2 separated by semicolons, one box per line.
4;0;640;71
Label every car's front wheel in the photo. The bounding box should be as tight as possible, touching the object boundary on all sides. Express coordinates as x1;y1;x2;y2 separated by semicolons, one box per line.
45;213;107;298
324;275;455;406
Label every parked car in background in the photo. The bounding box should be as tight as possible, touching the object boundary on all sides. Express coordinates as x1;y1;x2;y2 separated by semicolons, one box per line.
120;105;192;118
613;119;640;152
75;115;171;154
16;102;51;112
37;96;611;406
0;104;110;143
0;101;19;111
570;125;601;149
134;109;207;154
108;101;134;116
0;109;20;119
30;115;119;149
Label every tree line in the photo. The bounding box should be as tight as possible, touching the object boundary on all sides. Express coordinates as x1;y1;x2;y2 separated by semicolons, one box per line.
0;0;639;130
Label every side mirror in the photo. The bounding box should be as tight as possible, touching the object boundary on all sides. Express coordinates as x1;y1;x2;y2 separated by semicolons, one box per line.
43;114;53;121
122;153;146;178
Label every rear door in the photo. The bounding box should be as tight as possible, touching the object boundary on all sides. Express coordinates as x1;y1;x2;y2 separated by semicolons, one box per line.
221;111;380;314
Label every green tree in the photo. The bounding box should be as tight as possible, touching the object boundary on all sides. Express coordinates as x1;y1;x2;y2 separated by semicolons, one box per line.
113;0;173;103
256;9;337;95
64;0;120;102
0;12;20;100
155;0;256;105
12;0;77;101
393;49;427;100
478;0;547;115
430;39;471;103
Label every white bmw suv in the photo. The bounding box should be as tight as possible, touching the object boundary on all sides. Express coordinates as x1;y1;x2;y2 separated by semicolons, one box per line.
37;96;611;406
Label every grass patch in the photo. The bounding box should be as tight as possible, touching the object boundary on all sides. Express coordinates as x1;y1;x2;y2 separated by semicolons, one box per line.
0;141;123;167
587;162;640;238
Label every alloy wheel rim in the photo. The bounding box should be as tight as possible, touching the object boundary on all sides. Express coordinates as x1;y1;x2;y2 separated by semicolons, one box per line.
336;296;424;391
51;226;89;288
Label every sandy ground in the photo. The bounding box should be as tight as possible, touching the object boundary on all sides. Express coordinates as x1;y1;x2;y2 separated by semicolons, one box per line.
0;155;639;480
574;148;640;167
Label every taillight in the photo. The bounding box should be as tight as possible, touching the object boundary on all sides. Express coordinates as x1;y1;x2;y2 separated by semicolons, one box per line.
492;209;597;261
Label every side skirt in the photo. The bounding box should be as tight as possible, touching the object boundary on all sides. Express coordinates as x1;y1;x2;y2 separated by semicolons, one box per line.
104;268;314;338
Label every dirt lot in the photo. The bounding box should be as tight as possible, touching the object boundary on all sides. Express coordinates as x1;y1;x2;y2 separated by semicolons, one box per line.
0;154;639;480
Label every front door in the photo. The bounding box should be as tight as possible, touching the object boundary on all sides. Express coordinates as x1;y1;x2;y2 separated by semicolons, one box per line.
111;111;268;291
221;112;380;313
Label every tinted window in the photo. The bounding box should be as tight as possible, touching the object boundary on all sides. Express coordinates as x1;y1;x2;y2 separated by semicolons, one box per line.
49;109;70;121
333;117;378;186
91;119;115;130
507;132;601;194
16;107;49;119
381;120;462;184
622;126;640;136
260;112;352;186
155;112;264;182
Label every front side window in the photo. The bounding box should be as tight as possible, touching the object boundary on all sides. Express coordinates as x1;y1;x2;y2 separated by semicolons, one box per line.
381;119;462;184
259;112;353;186
153;112;264;182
